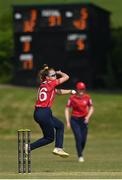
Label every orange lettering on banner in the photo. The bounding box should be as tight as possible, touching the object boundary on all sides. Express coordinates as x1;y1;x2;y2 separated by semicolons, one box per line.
23;21;32;32
23;41;31;52
80;20;87;30
23;9;37;32
31;9;37;21
49;16;62;26
73;20;86;30
80;8;88;19
57;16;62;25
49;16;55;26
73;7;88;30
23;59;33;70
76;39;85;51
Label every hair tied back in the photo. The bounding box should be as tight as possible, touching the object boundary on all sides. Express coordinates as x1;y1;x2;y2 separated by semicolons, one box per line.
44;66;48;70
43;64;49;70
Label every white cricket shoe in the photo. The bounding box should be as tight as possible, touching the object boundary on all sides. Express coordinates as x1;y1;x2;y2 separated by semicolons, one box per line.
78;156;84;162
53;148;69;158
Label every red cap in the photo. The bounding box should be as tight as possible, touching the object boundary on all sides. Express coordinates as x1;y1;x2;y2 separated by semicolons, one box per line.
76;82;86;90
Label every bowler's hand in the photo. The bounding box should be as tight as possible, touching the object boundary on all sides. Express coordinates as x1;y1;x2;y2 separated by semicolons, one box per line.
56;70;62;74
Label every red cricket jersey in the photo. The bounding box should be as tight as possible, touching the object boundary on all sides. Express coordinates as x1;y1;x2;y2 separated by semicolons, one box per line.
35;79;60;108
66;93;93;117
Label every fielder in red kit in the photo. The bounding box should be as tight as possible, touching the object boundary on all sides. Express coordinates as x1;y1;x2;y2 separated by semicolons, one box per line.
29;64;75;158
65;82;94;162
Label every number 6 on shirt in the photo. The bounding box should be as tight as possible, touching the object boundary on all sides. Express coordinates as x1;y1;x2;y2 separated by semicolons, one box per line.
38;87;48;102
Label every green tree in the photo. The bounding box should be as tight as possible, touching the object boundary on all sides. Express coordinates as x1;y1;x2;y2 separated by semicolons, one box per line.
0;12;13;83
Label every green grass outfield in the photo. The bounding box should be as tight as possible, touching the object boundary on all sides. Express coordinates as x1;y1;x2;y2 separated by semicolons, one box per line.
0;85;122;178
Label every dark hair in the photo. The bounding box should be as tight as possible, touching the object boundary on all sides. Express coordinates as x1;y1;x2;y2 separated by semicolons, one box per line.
39;64;54;81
